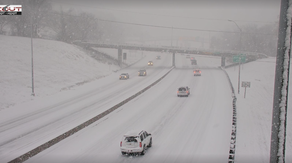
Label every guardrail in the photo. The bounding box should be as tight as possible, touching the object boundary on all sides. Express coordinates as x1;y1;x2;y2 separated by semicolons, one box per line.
8;67;174;163
220;67;237;163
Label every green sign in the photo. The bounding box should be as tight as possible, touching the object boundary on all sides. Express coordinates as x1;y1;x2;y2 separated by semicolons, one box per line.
233;54;246;63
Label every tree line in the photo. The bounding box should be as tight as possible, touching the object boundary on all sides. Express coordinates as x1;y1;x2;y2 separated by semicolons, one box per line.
0;0;124;43
0;0;278;56
210;23;278;56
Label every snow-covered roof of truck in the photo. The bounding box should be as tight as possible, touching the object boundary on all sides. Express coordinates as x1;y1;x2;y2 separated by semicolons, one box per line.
124;130;141;137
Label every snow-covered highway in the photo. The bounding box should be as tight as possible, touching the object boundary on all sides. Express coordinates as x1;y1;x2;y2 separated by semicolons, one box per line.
0;52;174;162
1;53;233;163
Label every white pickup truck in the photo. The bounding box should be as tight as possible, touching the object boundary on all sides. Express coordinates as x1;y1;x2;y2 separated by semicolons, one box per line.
120;130;152;155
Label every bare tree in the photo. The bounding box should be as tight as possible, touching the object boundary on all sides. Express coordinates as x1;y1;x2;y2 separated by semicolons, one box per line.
0;0;125;44
210;23;278;56
78;12;96;41
56;7;69;42
2;0;52;37
0;0;11;34
28;0;52;37
0;16;8;34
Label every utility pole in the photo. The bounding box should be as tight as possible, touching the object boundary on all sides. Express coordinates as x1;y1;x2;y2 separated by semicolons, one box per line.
171;26;173;47
31;11;35;96
228;20;242;94
270;0;291;162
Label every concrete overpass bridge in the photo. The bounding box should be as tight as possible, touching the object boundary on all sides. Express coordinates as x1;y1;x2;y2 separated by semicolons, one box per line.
73;41;267;67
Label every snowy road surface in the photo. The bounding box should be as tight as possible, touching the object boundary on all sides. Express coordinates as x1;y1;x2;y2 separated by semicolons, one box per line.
25;54;232;163
1;53;233;163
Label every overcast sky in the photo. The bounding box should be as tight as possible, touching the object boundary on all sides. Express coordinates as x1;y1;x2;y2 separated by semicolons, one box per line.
50;0;281;44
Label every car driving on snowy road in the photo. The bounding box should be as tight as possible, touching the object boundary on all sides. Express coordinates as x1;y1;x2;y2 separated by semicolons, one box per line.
193;69;201;76
177;86;190;97
138;70;147;76
120;130;152;155
119;73;130;80
148;61;153;66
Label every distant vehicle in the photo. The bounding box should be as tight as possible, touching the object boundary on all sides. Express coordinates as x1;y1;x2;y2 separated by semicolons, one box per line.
148;61;153;66
120;130;152;155
156;56;161;60
191;59;197;65
119;73;129;80
193;69;201;76
186;55;190;58
177;86;190;97
138;70;147;76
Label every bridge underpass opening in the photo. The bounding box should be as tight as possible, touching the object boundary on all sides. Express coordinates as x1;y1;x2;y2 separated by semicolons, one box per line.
221;56;226;67
115;48;227;68
118;47;122;66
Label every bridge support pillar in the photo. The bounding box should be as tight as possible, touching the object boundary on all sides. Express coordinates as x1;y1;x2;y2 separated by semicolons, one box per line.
172;52;175;67
221;56;226;67
118;47;122;66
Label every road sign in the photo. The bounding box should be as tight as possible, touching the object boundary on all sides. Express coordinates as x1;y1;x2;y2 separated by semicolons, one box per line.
233;55;246;63
241;81;251;87
241;81;251;98
233;56;239;62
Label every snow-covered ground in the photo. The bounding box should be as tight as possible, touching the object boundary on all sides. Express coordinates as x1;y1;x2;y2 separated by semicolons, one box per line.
0;35;121;110
226;58;292;163
0;36;291;163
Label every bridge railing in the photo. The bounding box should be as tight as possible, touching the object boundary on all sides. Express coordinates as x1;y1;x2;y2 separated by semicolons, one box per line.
72;41;268;60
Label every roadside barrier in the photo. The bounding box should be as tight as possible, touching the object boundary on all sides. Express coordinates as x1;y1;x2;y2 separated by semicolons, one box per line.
8;67;174;163
220;67;237;163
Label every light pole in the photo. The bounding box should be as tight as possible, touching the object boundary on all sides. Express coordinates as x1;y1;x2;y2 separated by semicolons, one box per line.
228;19;242;94
171;26;173;47
31;11;35;96
228;20;242;51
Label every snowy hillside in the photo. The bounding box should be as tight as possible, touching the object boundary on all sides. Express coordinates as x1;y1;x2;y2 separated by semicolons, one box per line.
0;35;121;110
